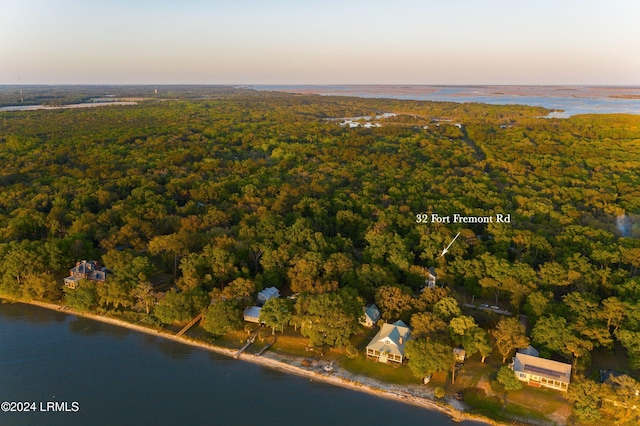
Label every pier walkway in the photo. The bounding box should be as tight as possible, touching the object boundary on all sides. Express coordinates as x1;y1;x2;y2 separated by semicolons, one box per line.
176;313;202;337
235;328;260;359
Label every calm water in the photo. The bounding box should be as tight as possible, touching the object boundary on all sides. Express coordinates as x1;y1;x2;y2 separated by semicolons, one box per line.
0;303;481;426
0;102;136;112
251;85;640;117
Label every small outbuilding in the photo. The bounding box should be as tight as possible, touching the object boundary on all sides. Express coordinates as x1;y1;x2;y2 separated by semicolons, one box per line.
360;304;381;328
243;306;262;323
425;267;437;288
454;348;466;363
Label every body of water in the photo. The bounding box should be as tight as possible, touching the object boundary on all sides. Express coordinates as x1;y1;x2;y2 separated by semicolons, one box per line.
0;102;136;112
251;85;640;117
0;302;482;426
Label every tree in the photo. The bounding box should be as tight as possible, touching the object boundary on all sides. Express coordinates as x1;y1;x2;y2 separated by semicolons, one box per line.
449;315;477;336
222;277;256;301
203;244;238;287
405;339;454;380
177;253;206;290
564;334;594;371
600;375;640;425
131;282;155;314
492;317;529;362
154;288;208;324
531;315;569;354
102;250;153;284
202;300;242;337
463;326;492;363
288;253;338;294
148;232;193;276
64;280;98;311
601;296;626;332
375;285;414;322
615;329;640;369
565;379;603;423
21;272;61;301
97;279;133;310
433;297;462;320
496;365;523;391
260;298;293;334
300;292;361;348
524;291;550;318
410;312;447;339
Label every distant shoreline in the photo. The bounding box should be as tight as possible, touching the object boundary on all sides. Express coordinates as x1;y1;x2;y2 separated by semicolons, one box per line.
251;84;640;117
0;101;137;112
3;297;497;426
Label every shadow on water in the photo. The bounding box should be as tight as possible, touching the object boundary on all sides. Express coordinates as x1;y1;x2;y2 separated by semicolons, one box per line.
67;316;130;339
0;300;67;324
154;337;196;360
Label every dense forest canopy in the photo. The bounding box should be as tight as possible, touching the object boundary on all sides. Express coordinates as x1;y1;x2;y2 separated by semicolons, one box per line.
1;87;639;421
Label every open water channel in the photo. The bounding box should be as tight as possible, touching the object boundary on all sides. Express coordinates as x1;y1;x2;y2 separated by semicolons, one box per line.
0;302;484;426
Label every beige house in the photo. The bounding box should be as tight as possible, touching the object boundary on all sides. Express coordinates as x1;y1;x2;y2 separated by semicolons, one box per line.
510;353;571;392
366;320;411;364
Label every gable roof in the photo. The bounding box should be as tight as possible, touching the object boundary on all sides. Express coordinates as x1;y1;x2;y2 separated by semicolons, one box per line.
518;345;540;357
513;353;571;383
364;304;381;322
366;322;411;358
258;287;280;301
243;306;262;320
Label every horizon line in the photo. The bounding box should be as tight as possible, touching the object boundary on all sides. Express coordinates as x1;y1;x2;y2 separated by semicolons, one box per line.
2;83;640;88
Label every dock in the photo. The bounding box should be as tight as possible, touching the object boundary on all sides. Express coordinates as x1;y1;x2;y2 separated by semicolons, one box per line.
176;313;202;337
255;335;276;356
235;328;261;359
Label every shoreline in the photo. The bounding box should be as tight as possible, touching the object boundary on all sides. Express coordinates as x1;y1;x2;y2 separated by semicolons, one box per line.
5;298;498;425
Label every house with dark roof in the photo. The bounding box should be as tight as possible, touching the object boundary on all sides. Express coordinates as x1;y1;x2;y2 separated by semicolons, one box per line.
510;352;571;392
64;260;108;289
365;320;411;364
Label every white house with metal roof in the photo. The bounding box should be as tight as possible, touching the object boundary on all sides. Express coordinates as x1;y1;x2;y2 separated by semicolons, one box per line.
257;287;280;304
510;352;571;392
243;306;262;323
365;320;411;364
360;304;381;328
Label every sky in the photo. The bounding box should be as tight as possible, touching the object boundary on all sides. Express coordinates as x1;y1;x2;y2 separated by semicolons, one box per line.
1;0;639;85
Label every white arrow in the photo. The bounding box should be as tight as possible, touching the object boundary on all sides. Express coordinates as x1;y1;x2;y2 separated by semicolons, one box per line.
440;232;461;257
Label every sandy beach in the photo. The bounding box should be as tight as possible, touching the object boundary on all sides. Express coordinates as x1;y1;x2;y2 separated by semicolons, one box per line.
8;299;497;425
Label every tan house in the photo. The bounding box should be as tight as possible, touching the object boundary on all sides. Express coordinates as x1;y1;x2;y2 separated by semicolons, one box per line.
510;353;571;392
64;260;108;289
366;320;411;364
